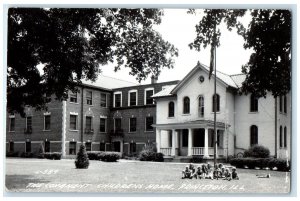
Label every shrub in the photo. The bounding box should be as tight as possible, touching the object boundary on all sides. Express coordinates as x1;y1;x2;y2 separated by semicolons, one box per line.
44;152;62;160
99;152;121;162
191;156;203;163
87;151;102;160
244;145;270;158
6;151;19;157
229;157;290;171
75;145;90;169
20;152;34;158
139;149;164;162
154;152;164;162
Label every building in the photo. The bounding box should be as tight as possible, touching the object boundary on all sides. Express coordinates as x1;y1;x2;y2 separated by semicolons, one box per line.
6;62;291;160
152;62;291;160
6;74;178;158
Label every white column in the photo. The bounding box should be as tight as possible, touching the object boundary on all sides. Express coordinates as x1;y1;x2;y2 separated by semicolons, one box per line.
156;128;161;152
188;128;193;156
171;129;176;156
204;128;209;158
175;130;179;156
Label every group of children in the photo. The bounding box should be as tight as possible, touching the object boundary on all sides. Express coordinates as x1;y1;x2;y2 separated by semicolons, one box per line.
181;163;239;181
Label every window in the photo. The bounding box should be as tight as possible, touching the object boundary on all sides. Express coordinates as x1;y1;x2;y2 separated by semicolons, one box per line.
145;116;153;131
283;95;287;113
85;142;92;151
212;94;220;112
69;142;76;155
9;117;15;132
168;102;175;117
284;126;287;148
279;96;282;112
130;142;136;153
182;129;188;147
85;116;93;132
100;118;106;133
25;116;32;133
199;96;204;117
250;94;258;112
145;88;154;105
86;91;92;105
44;115;51;130
70;92;77;103
26;140;31;153
45;141;50;152
9;141;14;152
114;92;122;107
129;90;137;106
129;117;137;132
100;142;105;151
100;93;107;107
70;115;77;130
250;125;258;146
183;97;190;114
279;126;283;148
114;118;122;131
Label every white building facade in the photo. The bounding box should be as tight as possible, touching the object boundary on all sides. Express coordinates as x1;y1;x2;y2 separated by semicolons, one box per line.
152;62;291;160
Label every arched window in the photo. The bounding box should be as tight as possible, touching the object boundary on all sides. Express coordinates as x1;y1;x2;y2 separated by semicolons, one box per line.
279;126;283;148
198;96;204;117
284;126;287;148
250;94;258;112
283;96;287;113
212;94;220;112
183;97;190;114
250;125;258;146
168;101;174;117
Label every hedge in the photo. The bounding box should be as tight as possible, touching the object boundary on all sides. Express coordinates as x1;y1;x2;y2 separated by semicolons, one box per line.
20;152;34;158
229;157;290;171
99;152;121;162
87;151;102;160
139;149;164;162
243;145;270;158
6;151;19;157
44;152;62;160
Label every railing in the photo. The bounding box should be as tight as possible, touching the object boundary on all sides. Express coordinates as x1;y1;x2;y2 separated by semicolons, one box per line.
84;128;94;134
192;147;204;155
160;148;172;156
109;129;124;138
24;127;32;134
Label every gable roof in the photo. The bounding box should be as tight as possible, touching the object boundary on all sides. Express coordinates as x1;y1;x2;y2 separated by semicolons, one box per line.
82;75;138;90
152;61;246;98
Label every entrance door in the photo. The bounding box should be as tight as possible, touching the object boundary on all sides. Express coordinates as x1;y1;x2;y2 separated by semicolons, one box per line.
113;141;121;152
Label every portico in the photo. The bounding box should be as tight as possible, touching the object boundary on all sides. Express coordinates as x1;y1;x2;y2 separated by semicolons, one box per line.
153;120;228;158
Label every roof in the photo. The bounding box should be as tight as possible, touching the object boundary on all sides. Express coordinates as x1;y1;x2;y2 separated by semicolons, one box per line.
151;85;177;98
152;61;246;98
81;75;138;90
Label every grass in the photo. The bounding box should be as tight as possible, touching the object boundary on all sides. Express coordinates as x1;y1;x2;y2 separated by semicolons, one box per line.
5;158;290;193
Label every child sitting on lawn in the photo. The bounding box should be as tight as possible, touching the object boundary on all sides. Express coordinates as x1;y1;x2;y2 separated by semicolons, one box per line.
213;164;221;179
220;167;226;178
193;166;203;179
231;167;239;180
206;163;214;180
202;163;208;178
182;166;192;179
223;168;232;181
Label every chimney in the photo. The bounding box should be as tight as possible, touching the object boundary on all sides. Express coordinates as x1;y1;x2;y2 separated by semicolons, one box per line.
151;75;158;84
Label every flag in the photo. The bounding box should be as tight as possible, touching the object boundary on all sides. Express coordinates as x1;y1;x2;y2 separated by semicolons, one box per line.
209;43;215;80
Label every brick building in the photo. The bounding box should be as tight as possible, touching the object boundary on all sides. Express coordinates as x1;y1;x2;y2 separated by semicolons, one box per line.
6;74;178;158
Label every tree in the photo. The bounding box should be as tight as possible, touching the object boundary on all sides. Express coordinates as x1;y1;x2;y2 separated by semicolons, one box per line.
7;8;178;116
188;9;291;98
75;145;89;169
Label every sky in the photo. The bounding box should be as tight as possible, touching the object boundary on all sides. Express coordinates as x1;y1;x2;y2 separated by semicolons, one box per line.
101;9;254;84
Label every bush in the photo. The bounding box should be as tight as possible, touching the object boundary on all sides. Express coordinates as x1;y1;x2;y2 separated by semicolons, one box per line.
229;157;290;171
75;145;90;168
20;152;34;158
6;151;19;157
44;152;62;160
87;151;102;160
99;152;121;162
139;149;164;162
244;145;270;158
191;156;203;163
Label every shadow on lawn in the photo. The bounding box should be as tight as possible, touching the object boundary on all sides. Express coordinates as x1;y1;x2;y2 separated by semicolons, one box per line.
5;175;50;191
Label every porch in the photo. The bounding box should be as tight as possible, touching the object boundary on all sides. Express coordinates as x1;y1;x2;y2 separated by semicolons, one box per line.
154;120;228;158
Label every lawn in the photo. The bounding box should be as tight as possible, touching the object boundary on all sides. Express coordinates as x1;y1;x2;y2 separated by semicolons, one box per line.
5;158;290;193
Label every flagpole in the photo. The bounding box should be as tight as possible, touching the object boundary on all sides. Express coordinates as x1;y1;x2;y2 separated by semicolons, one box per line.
213;25;217;167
